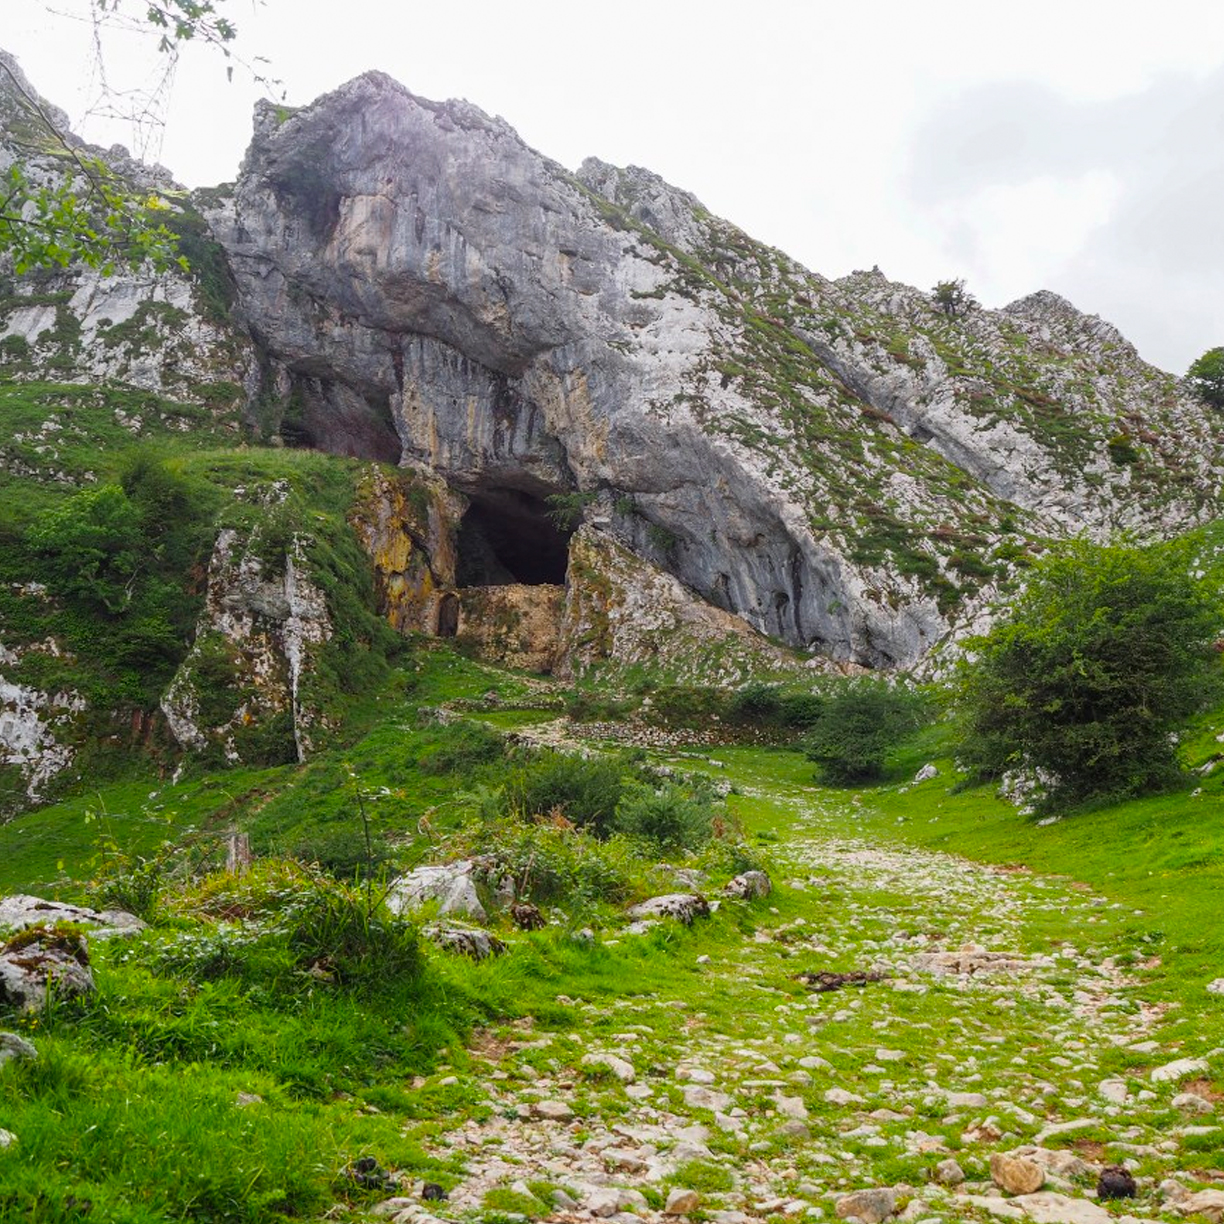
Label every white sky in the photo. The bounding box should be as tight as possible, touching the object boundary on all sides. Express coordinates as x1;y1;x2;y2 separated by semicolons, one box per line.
6;0;1224;373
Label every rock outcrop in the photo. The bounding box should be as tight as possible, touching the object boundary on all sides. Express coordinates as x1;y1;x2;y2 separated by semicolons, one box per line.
211;71;1224;669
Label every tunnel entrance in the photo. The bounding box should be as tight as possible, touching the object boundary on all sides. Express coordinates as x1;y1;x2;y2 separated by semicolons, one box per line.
456;489;573;587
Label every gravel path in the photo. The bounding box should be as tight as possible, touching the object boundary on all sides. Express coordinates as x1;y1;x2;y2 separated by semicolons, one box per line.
382;789;1221;1224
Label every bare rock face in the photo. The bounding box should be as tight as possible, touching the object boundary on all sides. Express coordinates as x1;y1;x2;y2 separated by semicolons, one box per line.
386;862;487;923
0;55;253;401
161;488;334;764
217;72;1224;670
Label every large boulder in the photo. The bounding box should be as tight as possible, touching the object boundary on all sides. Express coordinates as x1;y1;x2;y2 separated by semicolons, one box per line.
385;862;486;923
0;895;144;938
0;926;95;1011
625;894;711;926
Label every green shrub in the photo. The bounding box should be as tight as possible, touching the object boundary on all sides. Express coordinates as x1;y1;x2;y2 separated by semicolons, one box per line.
725;683;783;725
647;685;728;728
614;782;715;853
419;721;506;776
474;820;637;908
956;538;1223;809
501;753;626;837
804;680;927;784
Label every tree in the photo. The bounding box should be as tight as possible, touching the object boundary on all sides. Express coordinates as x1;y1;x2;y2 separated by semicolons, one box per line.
955;539;1223;811
1;1;250;274
931;278;977;319
803;680;926;784
1187;347;1224;411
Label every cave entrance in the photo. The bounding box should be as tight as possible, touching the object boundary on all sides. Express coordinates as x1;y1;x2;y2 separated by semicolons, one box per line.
456;488;572;586
436;593;460;637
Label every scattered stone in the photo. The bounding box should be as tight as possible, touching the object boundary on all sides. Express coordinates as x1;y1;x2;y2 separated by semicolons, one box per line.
386;862;486;922
835;1188;896;1224
914;764;939;783
1151;1057;1209;1083
422;923;505;960
582;1052;636;1083
934;1159;965;1186
775;1093;809;1120
1160;1180;1189;1204
1012;1148;1091;1180
0;1031;38;1065
683;1084;732;1112
531;1099;574;1121
793;969;889;992
509;901;546;931
0;926;95;1011
723;871;771;900
1207;979;1224;996
1173;1092;1214;1115
1012;1192;1111;1224
1097;1079;1128;1104
344;1156;396;1192
946;1091;990;1110
1175;1191;1224;1224
666;1189;702;1215
1096;1167;1136;1201
991;1154;1045;1196
625;894;710;925
234;1092;263;1107
0;1130;14;1149
778;1120;811;1139
825;1088;865;1106
572;927;595;945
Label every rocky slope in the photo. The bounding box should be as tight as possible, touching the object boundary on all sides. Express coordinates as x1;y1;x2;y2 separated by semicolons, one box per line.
2;54;1223;798
360;775;1224;1224
213;72;1221;668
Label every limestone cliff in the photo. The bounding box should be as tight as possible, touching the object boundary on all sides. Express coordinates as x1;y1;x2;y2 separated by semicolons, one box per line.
213;72;1223;669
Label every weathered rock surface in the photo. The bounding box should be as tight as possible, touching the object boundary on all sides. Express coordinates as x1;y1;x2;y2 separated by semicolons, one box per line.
722;870;772;900
212;70;1224;670
625;894;711;926
0;927;95;1010
991;1153;1046;1196
0;894;144;937
386;862;487;922
422;922;505;960
161;497;334;764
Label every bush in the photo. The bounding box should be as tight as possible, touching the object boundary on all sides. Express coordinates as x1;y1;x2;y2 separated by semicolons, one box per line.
501;753;626;837
614;782;715;853
473;820;637;908
803;680;926;784
956;539;1223;809
647;685;728;728
419;721;505;776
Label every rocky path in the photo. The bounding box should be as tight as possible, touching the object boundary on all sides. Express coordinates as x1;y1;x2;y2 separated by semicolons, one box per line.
379;789;1223;1224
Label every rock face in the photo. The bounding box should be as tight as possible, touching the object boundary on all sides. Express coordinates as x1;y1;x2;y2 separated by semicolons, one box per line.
0;53;253;401
213;71;1224;669
161;490;334;765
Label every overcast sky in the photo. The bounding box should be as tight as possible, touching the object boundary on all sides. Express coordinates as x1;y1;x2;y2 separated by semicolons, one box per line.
7;0;1223;373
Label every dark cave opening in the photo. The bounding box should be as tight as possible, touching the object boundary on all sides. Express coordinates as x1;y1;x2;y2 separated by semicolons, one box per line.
456;489;573;586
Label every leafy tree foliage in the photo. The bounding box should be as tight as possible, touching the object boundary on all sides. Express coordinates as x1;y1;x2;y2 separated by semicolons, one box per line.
1187;346;1224;411
803;680;927;784
1;1;245;273
931;278;977;319
956;539;1223;810
27;483;145;612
